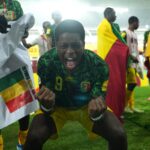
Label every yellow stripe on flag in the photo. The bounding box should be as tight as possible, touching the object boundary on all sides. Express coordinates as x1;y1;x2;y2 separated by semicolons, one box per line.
97;18;117;59
145;34;150;57
0;80;30;102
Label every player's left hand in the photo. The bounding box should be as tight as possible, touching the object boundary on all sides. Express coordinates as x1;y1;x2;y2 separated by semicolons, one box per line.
88;96;107;119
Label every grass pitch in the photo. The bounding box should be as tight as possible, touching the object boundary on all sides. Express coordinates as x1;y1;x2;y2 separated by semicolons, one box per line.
2;86;150;150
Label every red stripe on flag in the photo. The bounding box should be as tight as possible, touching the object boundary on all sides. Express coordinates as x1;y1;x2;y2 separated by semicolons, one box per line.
6;90;35;113
105;39;129;121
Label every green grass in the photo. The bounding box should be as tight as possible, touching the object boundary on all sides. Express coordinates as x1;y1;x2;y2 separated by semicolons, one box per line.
2;86;150;150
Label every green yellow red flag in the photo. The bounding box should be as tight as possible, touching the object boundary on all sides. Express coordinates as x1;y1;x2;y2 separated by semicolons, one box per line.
97;18;129;120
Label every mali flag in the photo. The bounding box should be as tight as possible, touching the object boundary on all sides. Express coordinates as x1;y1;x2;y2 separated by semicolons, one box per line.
97;19;129;120
0;66;35;113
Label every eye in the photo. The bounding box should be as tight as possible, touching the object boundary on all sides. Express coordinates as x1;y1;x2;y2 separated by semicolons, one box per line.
71;43;81;49
60;43;68;49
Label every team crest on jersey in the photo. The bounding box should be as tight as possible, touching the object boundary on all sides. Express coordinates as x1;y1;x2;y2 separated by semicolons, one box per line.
80;81;91;92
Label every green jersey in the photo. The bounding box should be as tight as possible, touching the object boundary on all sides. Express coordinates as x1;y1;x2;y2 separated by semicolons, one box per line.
0;0;23;21
38;48;109;108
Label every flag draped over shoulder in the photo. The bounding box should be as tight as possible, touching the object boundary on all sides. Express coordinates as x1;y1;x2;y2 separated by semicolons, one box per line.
0;14;39;129
97;18;129;120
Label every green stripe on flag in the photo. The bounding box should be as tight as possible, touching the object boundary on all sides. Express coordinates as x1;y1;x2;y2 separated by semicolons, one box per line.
0;69;24;92
112;24;126;44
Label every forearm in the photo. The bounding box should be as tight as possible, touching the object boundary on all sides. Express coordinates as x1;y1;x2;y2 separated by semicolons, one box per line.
37;85;55;113
40;99;54;109
22;39;32;49
88;96;107;122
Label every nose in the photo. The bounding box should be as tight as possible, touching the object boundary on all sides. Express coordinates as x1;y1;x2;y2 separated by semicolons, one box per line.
66;45;74;54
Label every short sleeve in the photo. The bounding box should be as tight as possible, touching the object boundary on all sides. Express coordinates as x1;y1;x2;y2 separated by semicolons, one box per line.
90;54;109;100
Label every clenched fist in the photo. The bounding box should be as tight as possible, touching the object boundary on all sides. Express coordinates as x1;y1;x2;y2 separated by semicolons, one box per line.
88;96;107;121
36;85;55;110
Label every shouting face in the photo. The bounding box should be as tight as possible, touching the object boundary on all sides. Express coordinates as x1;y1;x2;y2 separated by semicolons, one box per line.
56;32;85;71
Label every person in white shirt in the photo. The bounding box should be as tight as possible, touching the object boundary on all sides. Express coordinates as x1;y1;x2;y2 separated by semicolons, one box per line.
122;16;143;113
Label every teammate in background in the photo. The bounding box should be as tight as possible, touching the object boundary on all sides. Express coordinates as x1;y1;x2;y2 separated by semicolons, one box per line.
122;16;143;113
24;21;52;56
97;7;129;121
51;10;62;47
24;19;127;150
143;28;150;100
0;0;23;21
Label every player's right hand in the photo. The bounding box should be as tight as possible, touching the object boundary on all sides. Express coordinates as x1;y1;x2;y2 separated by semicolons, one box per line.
36;85;55;109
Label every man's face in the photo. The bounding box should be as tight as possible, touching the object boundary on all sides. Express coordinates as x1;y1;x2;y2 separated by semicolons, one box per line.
134;21;139;30
109;10;116;22
56;32;85;71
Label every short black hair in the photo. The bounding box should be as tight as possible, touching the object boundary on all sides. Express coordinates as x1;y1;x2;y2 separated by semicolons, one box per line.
104;7;114;17
42;21;51;28
128;16;139;24
55;19;85;42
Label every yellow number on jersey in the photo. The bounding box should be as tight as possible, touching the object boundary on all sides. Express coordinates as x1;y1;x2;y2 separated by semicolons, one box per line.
55;76;63;91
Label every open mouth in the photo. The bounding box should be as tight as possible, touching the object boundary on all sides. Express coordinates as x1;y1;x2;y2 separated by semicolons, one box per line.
65;58;76;70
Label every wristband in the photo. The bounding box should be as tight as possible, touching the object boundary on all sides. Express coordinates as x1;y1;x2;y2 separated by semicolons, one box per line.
90;113;104;122
40;104;53;113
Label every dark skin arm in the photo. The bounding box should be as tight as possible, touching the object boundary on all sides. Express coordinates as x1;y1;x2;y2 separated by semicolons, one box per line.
37;85;106;117
36;86;55;110
88;96;107;119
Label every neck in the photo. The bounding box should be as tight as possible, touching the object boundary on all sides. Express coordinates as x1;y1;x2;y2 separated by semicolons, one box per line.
129;26;134;32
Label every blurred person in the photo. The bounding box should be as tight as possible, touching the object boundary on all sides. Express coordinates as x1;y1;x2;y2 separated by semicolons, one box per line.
122;16;143;113
25;21;52;56
22;21;53;78
97;7;129;121
23;19;127;150
51;10;62;47
143;28;150;100
0;0;23;21
0;14;35;150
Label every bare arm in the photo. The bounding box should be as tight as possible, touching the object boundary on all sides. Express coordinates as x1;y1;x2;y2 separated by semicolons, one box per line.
36;86;55;113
